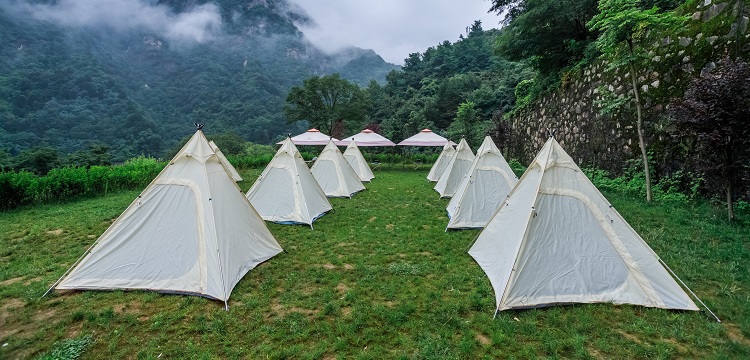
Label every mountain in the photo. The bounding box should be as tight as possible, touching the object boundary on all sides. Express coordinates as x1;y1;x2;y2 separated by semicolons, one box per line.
0;0;399;161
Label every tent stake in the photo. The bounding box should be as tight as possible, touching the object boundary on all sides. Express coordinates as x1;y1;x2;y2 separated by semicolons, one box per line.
493;307;499;319
660;259;720;322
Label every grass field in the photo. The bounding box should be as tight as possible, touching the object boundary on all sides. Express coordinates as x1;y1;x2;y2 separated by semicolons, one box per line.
1;167;749;359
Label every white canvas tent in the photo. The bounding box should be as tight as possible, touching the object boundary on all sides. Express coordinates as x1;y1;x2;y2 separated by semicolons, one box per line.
468;137;700;313
336;129;395;146
278;128;339;146
311;139;366;198
49;129;283;307
246;138;333;227
434;138;475;198
343;140;375;182
397;128;456;146
427;143;456;182
446;136;518;229
209;140;242;182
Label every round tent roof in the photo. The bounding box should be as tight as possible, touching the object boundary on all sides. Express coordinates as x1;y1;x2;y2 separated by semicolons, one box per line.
336;129;395;147
278;128;340;146
397;128;456;146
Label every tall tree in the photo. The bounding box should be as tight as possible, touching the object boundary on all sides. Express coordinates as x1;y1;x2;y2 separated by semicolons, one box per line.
669;56;750;220
588;0;684;202
284;74;370;138
447;101;488;148
493;0;600;78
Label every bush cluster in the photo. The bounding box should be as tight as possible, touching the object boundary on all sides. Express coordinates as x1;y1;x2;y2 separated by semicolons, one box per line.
0;157;164;211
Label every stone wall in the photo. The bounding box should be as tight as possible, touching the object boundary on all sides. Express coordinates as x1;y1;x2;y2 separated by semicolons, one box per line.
505;0;750;175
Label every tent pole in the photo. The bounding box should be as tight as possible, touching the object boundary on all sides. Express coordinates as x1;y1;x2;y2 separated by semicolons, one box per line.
224;300;229;311
493;307;499;319
660;259;720;322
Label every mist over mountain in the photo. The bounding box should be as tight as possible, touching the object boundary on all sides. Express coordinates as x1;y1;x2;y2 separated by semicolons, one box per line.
0;0;398;160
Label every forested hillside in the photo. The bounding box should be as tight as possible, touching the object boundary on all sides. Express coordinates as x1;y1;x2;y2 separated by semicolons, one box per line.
0;0;397;161
368;21;533;148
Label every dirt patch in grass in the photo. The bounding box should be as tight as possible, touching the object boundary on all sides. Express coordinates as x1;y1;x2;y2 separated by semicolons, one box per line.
618;330;643;344
368;217;377;222
65;323;84;338
475;332;491;346
341;307;352;317
46;229;64;236
726;323;750;346
87;235;96;239
23;277;43;285
1;302;51;340
335;283;349;294
322;263;336;269
113;300;144;315
587;345;605;359
662;337;689;354
385;224;395;231
300;286;319;296
417;251;432;256
34;308;57;322
0;277;24;286
0;298;25;328
270;301;317;318
343;264;354;270
384;301;396;308
337;242;355;247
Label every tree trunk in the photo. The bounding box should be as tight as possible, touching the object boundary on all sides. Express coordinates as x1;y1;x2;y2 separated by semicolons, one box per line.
726;184;734;221
627;39;652;202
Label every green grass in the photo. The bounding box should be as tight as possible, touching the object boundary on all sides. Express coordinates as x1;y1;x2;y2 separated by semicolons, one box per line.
0;168;748;359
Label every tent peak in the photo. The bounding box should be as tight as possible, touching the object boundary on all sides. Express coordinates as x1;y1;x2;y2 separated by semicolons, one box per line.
309;128;320;132
194;122;204;131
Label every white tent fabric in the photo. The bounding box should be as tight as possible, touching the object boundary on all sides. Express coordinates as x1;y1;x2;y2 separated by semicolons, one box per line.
246;138;333;226
468;137;699;312
336;129;395;147
446;136;518;229
427;143;456;182
434;138;475;198
278;128;339;146
343;140;375;182
209;140;242;182
311;139;366;197
397;128;456;146
53;130;283;304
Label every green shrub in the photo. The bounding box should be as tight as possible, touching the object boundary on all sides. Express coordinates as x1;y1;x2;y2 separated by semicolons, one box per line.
0;156;165;211
37;334;94;360
0;171;36;210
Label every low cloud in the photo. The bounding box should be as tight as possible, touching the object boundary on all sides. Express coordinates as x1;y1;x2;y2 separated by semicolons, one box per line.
287;0;500;65
4;0;222;43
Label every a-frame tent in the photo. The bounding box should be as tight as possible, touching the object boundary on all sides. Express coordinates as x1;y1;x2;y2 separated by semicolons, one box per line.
49;129;283;307
343;140;375;182
311;139;365;198
209;140;242;182
446;136;518;229
434;138;474;198
397;128;455;147
246;138;333;227
427;143;456;182
278;128;339;145
468;137;700;313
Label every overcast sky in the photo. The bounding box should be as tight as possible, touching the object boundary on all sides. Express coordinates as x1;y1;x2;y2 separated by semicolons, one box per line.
288;0;502;65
